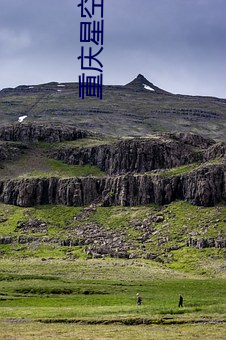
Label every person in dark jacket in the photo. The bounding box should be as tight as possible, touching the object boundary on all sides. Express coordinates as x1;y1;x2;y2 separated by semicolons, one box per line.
178;294;183;307
137;293;142;305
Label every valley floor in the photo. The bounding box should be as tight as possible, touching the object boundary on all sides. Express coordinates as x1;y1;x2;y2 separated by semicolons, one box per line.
0;257;225;339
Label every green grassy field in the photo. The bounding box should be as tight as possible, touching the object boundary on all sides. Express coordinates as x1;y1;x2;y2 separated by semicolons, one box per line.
24;159;104;178
0;199;225;338
0;201;225;274
0;258;225;339
0;322;225;340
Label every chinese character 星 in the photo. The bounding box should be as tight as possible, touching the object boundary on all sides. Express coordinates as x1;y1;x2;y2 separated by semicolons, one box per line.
80;20;104;45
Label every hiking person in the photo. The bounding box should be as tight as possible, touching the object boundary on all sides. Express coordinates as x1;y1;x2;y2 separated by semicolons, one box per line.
178;294;183;307
137;293;142;305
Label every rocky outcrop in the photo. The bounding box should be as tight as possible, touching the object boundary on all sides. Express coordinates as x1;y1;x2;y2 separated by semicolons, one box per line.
52;133;224;177
0;177;102;207
165;132;215;149
0;142;28;161
181;165;226;205
0;164;225;207
125;74;171;94
187;237;226;249
0;129;225;208
52;138;203;175
204;142;226;160
0;124;90;142
16;218;48;233
1;218;225;259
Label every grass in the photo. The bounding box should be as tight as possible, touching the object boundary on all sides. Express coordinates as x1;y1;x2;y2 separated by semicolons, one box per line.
24;159;105;178
157;163;200;177
90;202;226;273
168;247;226;276
150;159;224;178
0;201;225;276
91;205;159;229
0;204;82;236
0;257;225;337
57;137;116;148
0;199;225;337
0;150;105;179
0;139;106;179
1;77;226;339
0;215;225;338
32;136;116;150
1;323;225;340
0;323;225;340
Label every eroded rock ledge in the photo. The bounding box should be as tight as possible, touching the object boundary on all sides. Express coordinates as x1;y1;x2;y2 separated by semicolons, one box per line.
0;164;225;207
0;123;90;142
0;125;225;208
52;138;203;175
51;134;226;176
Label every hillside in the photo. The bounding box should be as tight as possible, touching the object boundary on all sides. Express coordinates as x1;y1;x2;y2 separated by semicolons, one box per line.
0;76;225;268
0;124;225;268
1;74;226;140
0;80;226;335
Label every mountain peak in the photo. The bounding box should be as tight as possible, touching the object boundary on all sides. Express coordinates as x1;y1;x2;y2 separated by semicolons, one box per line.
125;74;171;94
137;73;146;80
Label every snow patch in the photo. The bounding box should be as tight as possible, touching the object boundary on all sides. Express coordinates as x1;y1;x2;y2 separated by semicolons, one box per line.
18;115;27;123
57;84;65;87
29;86;34;89
57;89;62;92
143;84;155;91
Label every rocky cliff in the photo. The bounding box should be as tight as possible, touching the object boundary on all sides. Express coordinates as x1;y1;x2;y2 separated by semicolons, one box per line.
0;123;90;142
0;126;225;208
204;142;226;160
164;132;215;149
0;164;225;207
52;137;203;175
0;142;28;161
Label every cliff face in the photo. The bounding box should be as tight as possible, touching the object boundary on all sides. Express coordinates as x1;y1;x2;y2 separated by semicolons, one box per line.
0;164;225;207
52;138;203;175
204;142;226;160
0;125;225;208
181;165;226;205
0;124;89;142
165;132;214;149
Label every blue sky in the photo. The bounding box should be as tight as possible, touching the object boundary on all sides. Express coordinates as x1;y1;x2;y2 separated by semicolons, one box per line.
0;0;226;97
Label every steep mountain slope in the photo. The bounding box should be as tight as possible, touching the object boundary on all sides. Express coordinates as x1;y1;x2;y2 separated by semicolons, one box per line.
125;74;171;94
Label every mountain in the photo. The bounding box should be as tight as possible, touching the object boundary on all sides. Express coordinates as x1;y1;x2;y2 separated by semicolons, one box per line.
0;73;225;266
125;74;171;94
0;74;226;140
